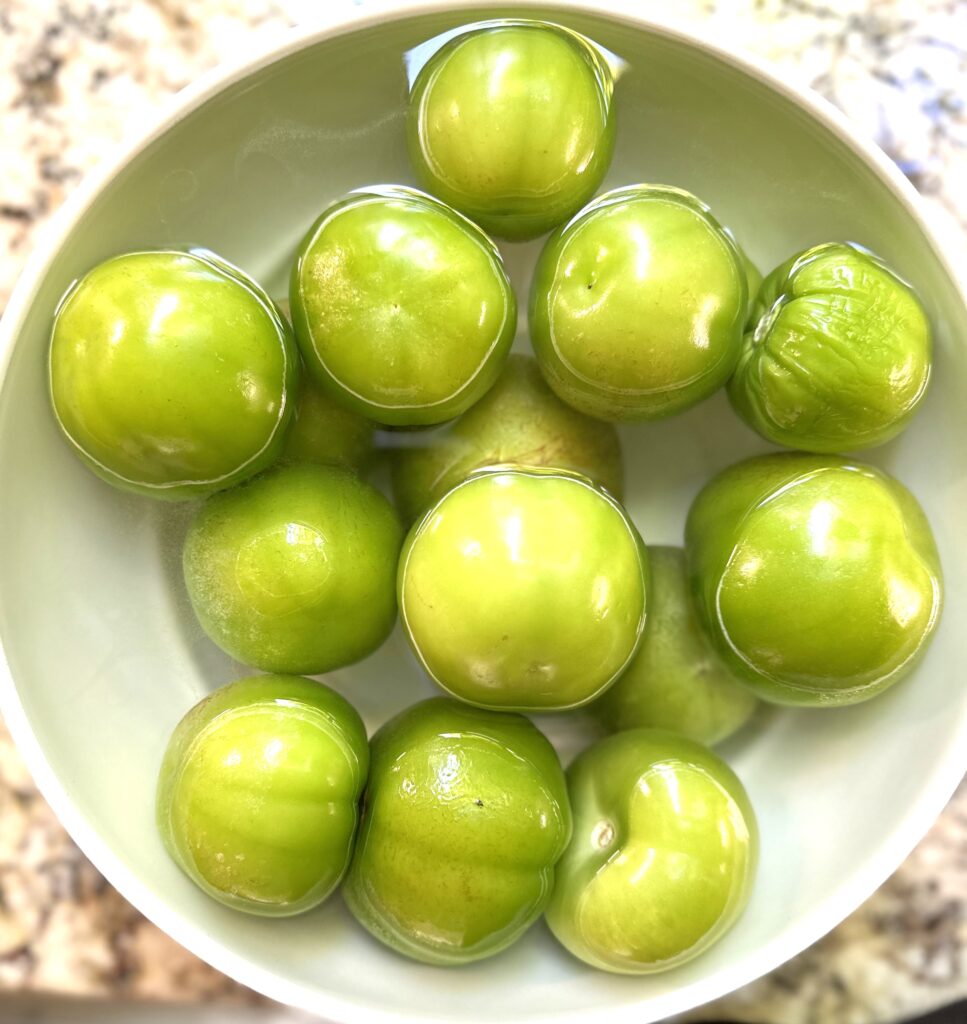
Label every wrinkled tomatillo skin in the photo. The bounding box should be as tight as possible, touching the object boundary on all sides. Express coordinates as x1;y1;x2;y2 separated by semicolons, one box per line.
183;464;402;675
157;674;369;916
391;353;623;523
290;186;515;427
685;453;943;706
530;185;748;420
592;546;758;746
49;248;297;499
344;698;570;964
398;467;648;711
546;729;757;974
407;20;615;241
729;242;931;452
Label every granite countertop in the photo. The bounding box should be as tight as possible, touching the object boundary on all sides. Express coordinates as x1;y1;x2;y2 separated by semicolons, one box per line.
1;1;965;1022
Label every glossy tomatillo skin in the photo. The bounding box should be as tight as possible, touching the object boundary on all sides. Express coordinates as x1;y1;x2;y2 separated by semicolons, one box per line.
289;186;515;426
157;674;369;916
685;453;943;706
49;249;297;499
530;186;747;420
280;369;375;472
344;698;571;964
399;467;648;711
407;20;615;240
546;729;757;974
183;464;403;675
592;547;758;746
729;242;932;451
391;353;623;523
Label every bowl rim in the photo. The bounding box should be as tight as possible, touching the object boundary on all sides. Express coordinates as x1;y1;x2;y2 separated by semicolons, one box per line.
1;2;965;1021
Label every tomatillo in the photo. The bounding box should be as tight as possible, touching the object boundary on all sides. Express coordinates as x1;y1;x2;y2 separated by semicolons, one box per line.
685;453;943;706
592;546;758;746
546;729;757;974
530;185;748;420
49;248;297;499
183;464;402;674
399;467;648;711
407;19;615;240
280;370;375;472
344;697;571;964
157;674;369;916
729;241;932;451
391;353;623;523
289;185;515;426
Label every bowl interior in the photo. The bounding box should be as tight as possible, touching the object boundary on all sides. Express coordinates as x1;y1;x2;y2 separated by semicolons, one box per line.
1;5;966;1022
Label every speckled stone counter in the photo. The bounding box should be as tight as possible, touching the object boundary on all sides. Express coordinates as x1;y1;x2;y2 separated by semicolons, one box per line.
1;1;965;1021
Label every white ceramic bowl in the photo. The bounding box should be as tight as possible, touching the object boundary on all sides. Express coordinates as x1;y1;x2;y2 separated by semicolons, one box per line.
1;3;965;1022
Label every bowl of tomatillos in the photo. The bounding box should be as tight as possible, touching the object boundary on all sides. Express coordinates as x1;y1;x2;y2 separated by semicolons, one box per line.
0;6;965;1024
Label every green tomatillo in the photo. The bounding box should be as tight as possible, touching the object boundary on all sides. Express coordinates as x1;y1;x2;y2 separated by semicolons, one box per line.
685;453;943;706
592;546;758;746
546;729;757;974
391;353;623;523
530;185;748;420
729;242;932;451
49;248;297;499
280;369;375;472
344;697;571;964
399;467;648;711
183;463;402;675
157;674;369;916
289;185;515;427
407;20;615;240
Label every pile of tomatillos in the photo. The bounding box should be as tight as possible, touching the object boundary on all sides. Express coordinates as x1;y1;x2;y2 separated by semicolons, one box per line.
47;20;943;975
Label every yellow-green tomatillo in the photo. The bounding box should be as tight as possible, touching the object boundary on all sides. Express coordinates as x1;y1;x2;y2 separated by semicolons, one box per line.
344;698;570;964
592;547;758;746
407;20;615;240
289;186;515;427
398;467;648;711
183;464;403;674
685;453;943;706
391;353;623;523
530;185;747;420
49;248;297;499
157;674;369;916
729;242;932;451
546;729;757;974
